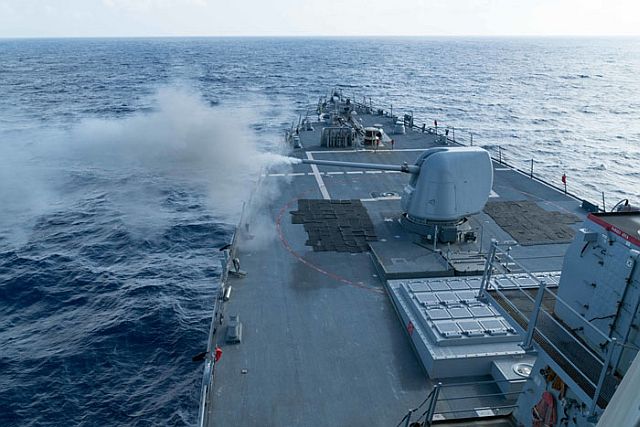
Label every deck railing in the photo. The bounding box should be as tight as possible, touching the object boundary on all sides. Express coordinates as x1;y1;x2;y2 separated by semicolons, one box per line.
340;94;614;212
479;241;615;417
197;169;264;426
397;377;522;426
196;216;240;427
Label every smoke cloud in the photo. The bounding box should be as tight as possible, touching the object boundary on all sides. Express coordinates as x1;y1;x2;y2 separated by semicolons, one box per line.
0;86;294;245
67;87;293;216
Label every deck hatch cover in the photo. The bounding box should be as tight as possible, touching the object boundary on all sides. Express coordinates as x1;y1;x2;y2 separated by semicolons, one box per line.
495;277;514;289
466;278;482;289
448;307;472;319
434;321;462;338
455;290;478;304
408;282;430;293
436;291;459;306
429;281;450;292
544;275;560;285
457;320;485;336
480;319;508;335
426;308;450;320
513;275;538;287
415;293;439;306
469;306;495;317
447;281;471;290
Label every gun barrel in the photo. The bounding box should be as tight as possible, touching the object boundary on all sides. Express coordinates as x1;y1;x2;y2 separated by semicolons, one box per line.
301;159;418;174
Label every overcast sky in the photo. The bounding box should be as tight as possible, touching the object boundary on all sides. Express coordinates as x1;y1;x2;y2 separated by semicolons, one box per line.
1;0;639;38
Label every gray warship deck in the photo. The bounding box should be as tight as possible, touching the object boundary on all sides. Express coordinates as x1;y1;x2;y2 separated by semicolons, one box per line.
203;110;587;426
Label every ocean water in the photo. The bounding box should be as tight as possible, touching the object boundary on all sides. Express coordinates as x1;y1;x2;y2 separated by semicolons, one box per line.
0;37;639;426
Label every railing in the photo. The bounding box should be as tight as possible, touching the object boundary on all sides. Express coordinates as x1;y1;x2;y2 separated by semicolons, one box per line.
197;295;222;426
196;217;241;427
392;166;617;423
397;378;521;426
479;241;616;417
333;93;613;211
395;387;436;427
197;179;257;426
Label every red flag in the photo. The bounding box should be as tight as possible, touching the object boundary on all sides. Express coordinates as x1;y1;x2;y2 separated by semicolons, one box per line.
561;174;566;184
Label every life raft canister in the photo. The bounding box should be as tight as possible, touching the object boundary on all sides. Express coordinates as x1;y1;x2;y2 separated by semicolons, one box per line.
532;391;557;427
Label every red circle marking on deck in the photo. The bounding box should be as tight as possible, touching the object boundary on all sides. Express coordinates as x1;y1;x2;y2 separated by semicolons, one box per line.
276;195;383;294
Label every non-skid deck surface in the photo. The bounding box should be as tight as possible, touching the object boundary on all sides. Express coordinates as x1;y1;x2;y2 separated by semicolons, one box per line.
484;200;581;245
291;199;377;252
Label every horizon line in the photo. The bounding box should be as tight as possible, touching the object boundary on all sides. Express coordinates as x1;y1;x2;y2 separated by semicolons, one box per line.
2;34;640;40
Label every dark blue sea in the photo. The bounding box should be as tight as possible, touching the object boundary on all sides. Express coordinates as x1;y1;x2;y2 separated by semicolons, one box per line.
1;37;639;426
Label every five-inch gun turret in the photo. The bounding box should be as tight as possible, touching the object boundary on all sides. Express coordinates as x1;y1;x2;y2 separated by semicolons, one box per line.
301;147;493;241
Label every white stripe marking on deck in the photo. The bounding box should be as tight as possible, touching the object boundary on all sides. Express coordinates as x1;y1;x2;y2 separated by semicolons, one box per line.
475;408;495;417
346;171;363;174
365;170;383;174
327;171;344;175
490;190;499;198
308;148;427;154
265;172;306;177
306;152;331;200
361;196;402;202
494;167;511;171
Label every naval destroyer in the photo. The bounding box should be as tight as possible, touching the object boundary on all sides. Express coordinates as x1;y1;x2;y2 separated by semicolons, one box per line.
196;89;640;426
